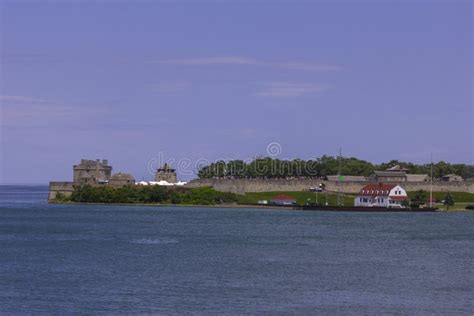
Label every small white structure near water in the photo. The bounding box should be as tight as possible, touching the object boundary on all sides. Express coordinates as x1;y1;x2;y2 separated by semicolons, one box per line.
354;183;408;208
136;181;187;186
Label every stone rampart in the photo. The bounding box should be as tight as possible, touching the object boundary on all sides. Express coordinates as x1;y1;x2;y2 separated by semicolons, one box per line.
185;178;474;194
48;181;74;200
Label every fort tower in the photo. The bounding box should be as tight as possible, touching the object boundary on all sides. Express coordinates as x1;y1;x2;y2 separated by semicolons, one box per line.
155;163;177;183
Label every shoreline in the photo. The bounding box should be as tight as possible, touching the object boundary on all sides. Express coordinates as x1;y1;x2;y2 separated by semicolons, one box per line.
49;201;473;212
48;201;298;210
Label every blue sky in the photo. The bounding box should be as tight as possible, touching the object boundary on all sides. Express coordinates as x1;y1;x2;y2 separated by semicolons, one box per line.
0;1;472;183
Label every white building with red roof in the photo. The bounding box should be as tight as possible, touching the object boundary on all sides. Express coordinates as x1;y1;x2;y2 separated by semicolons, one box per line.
354;183;408;208
270;194;297;206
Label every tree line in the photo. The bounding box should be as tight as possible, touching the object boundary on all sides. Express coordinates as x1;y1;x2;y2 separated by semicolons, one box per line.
60;185;238;205
197;156;474;179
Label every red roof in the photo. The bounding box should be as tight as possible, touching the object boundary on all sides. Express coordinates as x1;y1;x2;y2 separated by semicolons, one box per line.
390;196;407;201
271;194;296;201
359;183;396;197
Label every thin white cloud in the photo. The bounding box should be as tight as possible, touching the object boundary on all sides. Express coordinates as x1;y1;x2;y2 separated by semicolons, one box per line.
156;56;341;72
0;95;103;127
274;62;342;71
1;53;65;64
240;128;258;138
256;82;332;97
158;56;256;66
0;95;49;103
147;82;189;93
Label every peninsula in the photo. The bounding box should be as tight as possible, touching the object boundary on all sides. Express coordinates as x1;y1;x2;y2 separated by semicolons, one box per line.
49;158;474;210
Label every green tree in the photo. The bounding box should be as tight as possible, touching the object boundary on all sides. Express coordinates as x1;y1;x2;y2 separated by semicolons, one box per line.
196;156;472;180
54;192;70;202
69;184;237;205
227;160;246;177
410;190;427;208
443;193;455;210
401;199;410;208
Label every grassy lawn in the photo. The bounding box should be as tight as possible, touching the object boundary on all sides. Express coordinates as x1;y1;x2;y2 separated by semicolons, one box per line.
237;190;474;209
407;191;474;203
237;191;355;206
407;191;474;211
437;202;473;212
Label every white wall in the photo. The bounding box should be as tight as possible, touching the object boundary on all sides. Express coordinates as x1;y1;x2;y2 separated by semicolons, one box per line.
354;196;389;207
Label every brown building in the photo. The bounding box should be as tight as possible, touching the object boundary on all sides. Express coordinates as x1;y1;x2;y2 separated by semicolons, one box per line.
369;165;406;183
155;163;177;183
441;174;464;182
369;170;407;183
369;165;429;183
406;174;429;182
73;159;112;184
109;173;135;187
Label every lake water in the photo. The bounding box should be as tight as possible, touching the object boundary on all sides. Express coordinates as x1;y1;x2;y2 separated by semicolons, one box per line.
0;185;473;314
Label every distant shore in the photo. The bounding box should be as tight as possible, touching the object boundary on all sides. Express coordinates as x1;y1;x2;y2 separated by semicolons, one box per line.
48;200;474;212
48;200;297;210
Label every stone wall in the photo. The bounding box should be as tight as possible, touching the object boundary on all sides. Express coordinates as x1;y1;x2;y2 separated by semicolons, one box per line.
48;178;473;201
48;182;74;200
185;178;474;194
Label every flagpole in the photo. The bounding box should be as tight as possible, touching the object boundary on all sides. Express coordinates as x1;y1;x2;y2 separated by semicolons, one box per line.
337;148;342;206
430;153;433;208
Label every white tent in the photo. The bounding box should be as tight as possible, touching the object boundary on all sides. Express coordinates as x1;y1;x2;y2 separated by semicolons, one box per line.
136;180;188;186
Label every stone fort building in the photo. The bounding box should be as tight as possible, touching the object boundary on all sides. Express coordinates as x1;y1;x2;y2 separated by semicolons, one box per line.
49;159;135;200
73;159;112;184
155;163;177;183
